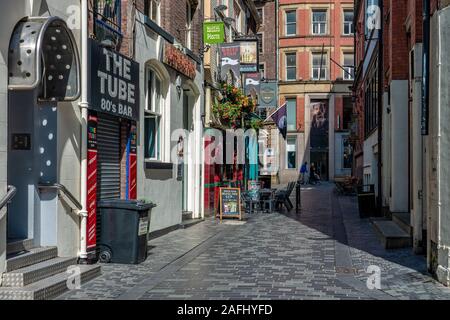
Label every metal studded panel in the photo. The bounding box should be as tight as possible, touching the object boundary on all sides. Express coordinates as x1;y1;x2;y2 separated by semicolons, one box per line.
6;247;58;272
2;257;77;287
8;17;80;101
0;265;101;300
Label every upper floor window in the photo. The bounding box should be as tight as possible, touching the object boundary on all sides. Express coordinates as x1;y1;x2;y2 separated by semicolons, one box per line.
343;10;354;35
92;0;122;44
285;11;296;36
343;53;355;80
145;0;160;24
257;8;264;24
312;53;328;80
259;63;265;79
234;1;242;33
312;10;327;35
186;1;194;49
286;98;297;132
285;53;297;81
257;33;263;53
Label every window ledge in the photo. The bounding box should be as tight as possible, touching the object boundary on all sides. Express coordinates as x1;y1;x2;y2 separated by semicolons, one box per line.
145;161;174;170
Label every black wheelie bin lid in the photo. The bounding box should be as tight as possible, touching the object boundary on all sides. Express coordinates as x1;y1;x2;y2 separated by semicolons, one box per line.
97;199;156;211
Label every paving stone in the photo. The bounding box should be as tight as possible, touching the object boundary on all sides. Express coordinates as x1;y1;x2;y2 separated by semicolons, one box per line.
58;183;450;300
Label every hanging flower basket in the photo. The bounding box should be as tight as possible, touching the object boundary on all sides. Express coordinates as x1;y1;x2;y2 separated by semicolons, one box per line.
212;83;259;130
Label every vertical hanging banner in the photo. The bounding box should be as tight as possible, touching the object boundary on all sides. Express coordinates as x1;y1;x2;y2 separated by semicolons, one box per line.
220;43;241;85
236;39;259;73
244;72;261;102
86;112;98;251
127;122;137;200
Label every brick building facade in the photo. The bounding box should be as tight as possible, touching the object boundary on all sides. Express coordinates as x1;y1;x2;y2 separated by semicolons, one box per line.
277;0;355;184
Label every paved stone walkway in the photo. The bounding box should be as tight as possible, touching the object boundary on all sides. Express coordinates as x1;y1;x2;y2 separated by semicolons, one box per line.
59;183;450;300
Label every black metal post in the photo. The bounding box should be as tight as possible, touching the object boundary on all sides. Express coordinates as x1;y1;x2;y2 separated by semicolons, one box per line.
296;181;301;214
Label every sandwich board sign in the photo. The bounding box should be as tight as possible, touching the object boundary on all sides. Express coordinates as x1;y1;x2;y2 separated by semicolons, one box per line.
219;187;242;221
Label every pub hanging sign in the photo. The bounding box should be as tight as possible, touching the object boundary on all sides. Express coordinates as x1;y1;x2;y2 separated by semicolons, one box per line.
88;39;140;121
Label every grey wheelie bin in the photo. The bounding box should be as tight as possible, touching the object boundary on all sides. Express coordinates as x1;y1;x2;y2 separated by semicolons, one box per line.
97;199;156;264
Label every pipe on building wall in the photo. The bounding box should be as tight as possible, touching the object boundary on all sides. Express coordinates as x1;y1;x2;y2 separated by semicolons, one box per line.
377;0;383;212
421;0;430;135
78;0;89;263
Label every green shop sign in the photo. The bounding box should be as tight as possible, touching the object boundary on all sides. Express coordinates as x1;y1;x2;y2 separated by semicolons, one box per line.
203;22;225;44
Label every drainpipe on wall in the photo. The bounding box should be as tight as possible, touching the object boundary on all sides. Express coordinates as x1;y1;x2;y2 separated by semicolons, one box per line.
421;0;430;136
377;0;384;213
78;0;89;264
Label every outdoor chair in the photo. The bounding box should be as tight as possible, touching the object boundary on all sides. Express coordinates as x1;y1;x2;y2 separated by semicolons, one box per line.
275;182;295;212
241;191;261;214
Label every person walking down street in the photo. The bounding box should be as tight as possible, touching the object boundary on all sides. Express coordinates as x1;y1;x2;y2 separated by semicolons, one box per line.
300;162;308;185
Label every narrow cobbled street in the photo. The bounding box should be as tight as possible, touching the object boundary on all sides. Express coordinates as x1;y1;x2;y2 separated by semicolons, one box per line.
59;184;450;300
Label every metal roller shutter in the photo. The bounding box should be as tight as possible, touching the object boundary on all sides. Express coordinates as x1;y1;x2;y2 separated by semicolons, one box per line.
97;114;121;200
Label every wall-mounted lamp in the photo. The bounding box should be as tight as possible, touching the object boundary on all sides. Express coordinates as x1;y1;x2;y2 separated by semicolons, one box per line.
223;17;235;26
214;5;228;14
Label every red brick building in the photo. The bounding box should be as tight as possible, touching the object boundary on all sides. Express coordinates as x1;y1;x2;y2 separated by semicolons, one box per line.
277;0;355;184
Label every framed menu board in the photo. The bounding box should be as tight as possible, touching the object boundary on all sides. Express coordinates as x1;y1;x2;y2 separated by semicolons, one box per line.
219;187;242;221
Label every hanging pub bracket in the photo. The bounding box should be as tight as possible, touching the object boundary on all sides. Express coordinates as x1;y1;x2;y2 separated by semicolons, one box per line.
8;16;80;101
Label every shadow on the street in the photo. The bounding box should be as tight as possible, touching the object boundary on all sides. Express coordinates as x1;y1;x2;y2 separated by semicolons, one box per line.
277;182;430;277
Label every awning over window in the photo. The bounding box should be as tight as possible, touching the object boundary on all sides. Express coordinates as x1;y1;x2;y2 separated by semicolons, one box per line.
8;16;80;101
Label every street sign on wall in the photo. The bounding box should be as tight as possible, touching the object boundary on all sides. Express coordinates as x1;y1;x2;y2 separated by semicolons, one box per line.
203;22;225;44
88;39;140;121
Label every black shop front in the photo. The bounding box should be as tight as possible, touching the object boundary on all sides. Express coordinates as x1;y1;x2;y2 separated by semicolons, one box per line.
86;39;140;258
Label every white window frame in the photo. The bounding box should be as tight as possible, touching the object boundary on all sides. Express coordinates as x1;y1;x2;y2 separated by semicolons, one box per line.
186;1;193;50
259;63;265;79
285;52;297;81
343;53;354;80
311;52;328;80
257;8;264;25
234;1;242;33
285;10;297;36
343;10;354;35
145;68;164;161
312;10;327;35
286;136;297;169
146;0;160;25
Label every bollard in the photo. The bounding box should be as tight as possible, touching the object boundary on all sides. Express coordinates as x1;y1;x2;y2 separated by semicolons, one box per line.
296;181;301;214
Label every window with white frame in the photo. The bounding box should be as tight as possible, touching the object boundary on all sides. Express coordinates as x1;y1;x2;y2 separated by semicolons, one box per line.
259;63;265;79
312;10;327;35
186;1;193;49
145;68;163;160
312;52;327;80
285;52;296;81
343;53;355;80
145;0;160;24
234;1;242;33
285;10;296;36
343;10;354;35
286;136;297;169
257;8;264;24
